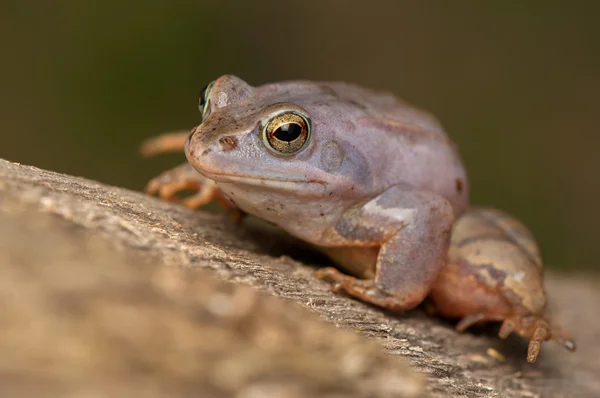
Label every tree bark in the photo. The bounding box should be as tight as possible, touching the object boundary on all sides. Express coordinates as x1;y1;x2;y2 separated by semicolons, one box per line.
0;158;598;397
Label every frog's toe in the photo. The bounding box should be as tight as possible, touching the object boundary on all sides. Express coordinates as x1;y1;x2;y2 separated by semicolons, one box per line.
139;129;192;158
455;313;486;332
145;163;214;209
314;267;344;292
555;334;576;352
315;267;345;283
549;323;576;352
150;179;202;202
497;316;547;362
526;319;550;363
180;185;215;208
181;181;243;216
498;318;516;339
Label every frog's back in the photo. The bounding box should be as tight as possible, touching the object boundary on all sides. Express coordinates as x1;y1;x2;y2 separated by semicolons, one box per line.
324;81;469;214
326;81;447;137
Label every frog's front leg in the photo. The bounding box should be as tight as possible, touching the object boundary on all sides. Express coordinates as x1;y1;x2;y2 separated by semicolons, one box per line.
140;129;244;220
145;163;244;221
317;185;454;311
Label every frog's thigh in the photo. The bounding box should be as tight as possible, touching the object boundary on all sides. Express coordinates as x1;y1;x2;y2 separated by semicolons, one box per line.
323;185;454;310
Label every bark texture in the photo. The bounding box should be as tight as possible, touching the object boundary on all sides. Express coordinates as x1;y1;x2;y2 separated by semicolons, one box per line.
0;158;598;397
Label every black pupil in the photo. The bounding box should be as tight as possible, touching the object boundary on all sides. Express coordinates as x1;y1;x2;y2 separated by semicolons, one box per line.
199;83;209;107
274;123;302;142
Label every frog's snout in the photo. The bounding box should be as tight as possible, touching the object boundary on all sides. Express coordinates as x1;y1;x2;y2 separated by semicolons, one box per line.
183;126;197;155
184;126;226;177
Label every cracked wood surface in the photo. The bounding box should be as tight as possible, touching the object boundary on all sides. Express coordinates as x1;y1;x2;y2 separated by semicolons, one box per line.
0;158;599;397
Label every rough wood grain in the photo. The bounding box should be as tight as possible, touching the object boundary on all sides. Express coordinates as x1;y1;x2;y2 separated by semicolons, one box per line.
1;158;598;397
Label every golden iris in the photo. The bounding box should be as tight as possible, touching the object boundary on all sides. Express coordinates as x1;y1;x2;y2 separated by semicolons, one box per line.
263;112;311;155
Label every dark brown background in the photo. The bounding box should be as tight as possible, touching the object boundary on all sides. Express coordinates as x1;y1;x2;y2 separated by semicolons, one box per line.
1;1;598;271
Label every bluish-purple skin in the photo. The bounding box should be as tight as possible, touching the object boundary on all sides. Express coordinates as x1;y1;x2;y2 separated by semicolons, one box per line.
184;75;469;310
143;75;576;363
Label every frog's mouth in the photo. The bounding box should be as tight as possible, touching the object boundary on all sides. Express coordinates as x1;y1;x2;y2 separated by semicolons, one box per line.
195;168;330;198
203;170;328;187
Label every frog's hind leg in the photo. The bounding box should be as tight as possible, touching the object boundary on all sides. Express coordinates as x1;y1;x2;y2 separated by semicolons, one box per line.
140;129;193;158
145;163;243;220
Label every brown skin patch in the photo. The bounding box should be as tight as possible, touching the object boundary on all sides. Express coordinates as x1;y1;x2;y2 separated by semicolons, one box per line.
455;178;464;193
219;136;237;151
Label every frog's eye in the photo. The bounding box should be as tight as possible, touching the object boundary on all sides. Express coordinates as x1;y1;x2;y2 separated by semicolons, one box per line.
263;111;311;155
198;81;215;121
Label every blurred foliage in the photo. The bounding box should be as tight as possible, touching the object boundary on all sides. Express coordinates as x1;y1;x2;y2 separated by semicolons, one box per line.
1;1;598;271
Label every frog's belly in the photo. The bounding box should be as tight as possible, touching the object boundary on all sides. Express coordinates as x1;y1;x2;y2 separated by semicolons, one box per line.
315;245;379;279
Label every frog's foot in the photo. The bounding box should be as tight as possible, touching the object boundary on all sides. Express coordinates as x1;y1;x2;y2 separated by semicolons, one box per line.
498;315;576;363
139;129;193;158
315;267;414;311
145;163;244;221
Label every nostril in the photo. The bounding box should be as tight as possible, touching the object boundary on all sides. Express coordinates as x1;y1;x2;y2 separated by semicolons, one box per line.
219;136;237;151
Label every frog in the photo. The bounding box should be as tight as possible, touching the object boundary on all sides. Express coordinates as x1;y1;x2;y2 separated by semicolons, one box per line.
140;74;575;362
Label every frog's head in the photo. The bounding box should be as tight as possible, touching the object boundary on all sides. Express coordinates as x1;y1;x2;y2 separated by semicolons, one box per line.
185;75;359;199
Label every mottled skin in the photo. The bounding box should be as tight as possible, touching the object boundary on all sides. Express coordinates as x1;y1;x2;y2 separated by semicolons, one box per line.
429;207;575;362
141;75;574;362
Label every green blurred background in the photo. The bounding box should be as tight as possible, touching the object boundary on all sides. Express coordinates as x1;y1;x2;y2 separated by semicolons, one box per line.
1;1;598;271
